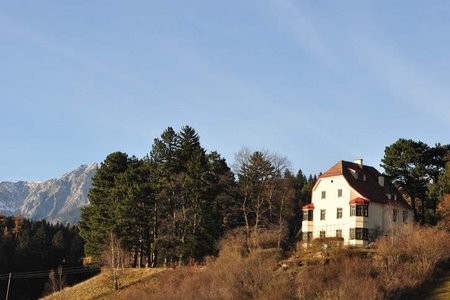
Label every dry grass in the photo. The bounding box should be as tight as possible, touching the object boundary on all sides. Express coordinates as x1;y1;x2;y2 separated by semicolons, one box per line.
118;229;295;300
42;268;167;300
373;225;450;298
43;225;450;300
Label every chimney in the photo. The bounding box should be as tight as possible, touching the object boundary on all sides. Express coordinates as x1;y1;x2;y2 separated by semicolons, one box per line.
353;159;363;168
378;176;385;187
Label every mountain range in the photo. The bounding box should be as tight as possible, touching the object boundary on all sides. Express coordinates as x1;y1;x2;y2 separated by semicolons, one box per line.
0;163;97;224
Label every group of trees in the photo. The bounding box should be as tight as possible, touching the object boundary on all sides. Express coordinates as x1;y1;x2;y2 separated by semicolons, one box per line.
79;126;316;267
80;126;449;268
0;215;85;299
381;139;450;224
233;149;316;249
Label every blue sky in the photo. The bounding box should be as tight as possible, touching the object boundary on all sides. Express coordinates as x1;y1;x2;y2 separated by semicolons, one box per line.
1;1;449;181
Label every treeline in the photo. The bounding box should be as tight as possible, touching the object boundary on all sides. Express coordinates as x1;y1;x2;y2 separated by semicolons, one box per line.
79;126;317;267
0;216;85;299
79;126;449;267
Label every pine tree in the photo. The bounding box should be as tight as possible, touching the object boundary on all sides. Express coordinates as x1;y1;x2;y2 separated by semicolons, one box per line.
79;152;130;258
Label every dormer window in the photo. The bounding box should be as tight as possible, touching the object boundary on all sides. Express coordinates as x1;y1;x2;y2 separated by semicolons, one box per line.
349;168;366;181
338;189;342;197
356;173;366;181
321;191;326;199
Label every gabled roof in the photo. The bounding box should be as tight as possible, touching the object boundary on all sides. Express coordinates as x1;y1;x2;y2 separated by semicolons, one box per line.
319;160;411;209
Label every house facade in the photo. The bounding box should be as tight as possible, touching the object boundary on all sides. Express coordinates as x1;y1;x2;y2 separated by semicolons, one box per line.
301;159;414;246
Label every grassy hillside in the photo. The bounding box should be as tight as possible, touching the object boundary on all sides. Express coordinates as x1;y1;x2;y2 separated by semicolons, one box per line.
42;225;450;300
42;268;167;300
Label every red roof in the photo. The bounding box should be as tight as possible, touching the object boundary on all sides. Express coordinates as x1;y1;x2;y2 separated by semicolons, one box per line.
349;197;369;205
317;160;412;209
302;203;315;210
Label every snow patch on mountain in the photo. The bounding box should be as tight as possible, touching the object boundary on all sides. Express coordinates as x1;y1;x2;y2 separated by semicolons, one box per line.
0;163;97;224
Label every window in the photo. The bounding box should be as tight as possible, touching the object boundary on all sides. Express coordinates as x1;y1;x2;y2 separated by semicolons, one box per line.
303;210;313;221
336;207;342;219
321;191;326;199
350;205;368;217
338;189;343;197
302;232;313;242
320;231;326;238
336;229;342;238
393;209;398;222
349;228;355;239
320;209;326;220
349;228;369;240
403;211;408;223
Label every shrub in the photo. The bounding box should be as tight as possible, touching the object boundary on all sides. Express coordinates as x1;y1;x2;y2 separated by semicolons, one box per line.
296;256;382;300
119;229;294;300
117;225;450;300
373;224;450;298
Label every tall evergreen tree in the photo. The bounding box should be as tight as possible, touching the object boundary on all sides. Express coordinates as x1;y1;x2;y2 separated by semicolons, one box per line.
79;152;130;258
381;138;449;223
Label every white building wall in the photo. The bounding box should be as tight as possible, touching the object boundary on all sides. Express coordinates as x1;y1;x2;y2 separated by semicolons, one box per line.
302;174;415;246
306;176;359;243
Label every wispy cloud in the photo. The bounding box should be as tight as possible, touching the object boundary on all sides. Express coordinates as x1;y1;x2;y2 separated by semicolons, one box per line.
262;0;340;71
352;33;450;129
262;0;450;129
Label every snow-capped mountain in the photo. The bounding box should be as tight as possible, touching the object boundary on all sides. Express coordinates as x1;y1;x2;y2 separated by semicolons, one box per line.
0;163;97;224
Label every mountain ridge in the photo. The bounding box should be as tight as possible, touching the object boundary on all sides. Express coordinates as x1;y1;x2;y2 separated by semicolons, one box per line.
0;163;97;224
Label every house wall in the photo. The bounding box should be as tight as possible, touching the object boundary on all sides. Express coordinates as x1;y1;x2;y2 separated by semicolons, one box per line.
305;175;358;244
302;174;415;246
382;204;414;233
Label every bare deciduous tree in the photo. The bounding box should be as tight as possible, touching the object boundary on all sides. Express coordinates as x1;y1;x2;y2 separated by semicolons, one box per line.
233;148;290;250
102;232;128;290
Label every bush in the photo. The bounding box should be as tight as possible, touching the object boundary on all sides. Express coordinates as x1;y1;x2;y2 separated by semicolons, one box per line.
296;255;382;300
119;229;294;300
373;224;450;298
117;225;450;300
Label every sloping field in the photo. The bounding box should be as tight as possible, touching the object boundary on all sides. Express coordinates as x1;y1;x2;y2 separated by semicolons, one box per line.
42;268;168;300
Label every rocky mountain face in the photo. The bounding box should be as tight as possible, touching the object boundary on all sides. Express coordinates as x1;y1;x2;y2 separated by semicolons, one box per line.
0;163;97;224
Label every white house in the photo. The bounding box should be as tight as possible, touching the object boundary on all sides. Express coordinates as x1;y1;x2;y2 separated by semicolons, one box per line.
301;159;414;246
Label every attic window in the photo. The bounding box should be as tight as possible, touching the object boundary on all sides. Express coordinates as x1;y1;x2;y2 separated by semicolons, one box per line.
321;191;326;199
356;173;366;181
